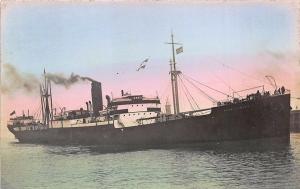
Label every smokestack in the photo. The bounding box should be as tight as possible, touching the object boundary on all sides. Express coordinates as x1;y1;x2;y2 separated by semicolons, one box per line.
91;81;103;117
105;95;111;107
86;102;89;111
121;90;124;96
89;101;92;111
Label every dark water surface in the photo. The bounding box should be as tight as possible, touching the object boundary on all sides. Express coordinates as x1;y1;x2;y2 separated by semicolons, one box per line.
1;134;300;189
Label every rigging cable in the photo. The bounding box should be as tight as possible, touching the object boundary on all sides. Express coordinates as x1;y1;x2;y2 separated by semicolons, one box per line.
178;76;195;110
211;58;273;87
182;74;231;98
210;71;242;98
178;75;200;110
181;75;218;103
265;75;277;90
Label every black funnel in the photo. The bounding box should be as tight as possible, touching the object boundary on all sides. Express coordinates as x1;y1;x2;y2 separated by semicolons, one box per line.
91;81;103;116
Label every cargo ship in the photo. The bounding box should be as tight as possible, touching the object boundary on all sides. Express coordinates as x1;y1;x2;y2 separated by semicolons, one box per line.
7;34;291;146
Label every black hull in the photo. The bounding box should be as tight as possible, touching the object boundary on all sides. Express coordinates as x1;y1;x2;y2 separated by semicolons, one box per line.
9;94;291;146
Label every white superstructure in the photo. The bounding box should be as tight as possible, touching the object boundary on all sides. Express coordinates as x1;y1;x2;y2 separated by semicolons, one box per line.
109;94;161;128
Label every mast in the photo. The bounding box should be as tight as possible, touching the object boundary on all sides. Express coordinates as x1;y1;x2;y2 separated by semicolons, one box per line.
40;69;53;128
40;84;45;123
169;60;176;114
166;32;181;114
49;79;53;128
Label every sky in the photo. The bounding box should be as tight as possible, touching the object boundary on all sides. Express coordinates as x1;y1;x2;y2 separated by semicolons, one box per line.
1;1;299;137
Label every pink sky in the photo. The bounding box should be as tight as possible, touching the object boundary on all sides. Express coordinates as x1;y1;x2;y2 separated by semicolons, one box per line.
3;52;299;118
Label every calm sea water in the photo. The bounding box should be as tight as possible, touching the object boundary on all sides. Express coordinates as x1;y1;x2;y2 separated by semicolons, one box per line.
1;134;300;189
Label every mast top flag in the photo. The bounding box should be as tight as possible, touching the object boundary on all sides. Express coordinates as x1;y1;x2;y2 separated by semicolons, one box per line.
176;46;183;54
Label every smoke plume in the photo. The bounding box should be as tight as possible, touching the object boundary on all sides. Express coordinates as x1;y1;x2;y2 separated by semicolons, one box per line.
1;63;96;95
45;73;95;88
1;64;40;94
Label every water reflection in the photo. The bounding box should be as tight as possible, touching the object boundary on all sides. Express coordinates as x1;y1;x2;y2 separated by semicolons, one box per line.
3;135;300;189
43;137;292;155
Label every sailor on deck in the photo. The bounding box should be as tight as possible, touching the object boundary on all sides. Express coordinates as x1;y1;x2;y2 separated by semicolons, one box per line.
281;86;285;94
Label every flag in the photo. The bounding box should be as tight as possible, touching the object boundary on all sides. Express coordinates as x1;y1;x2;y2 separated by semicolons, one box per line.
10;110;16;116
176;46;183;54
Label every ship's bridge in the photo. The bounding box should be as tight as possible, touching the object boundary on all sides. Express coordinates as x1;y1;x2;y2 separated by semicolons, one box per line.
108;94;161;128
109;95;160;106
109;95;161;114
